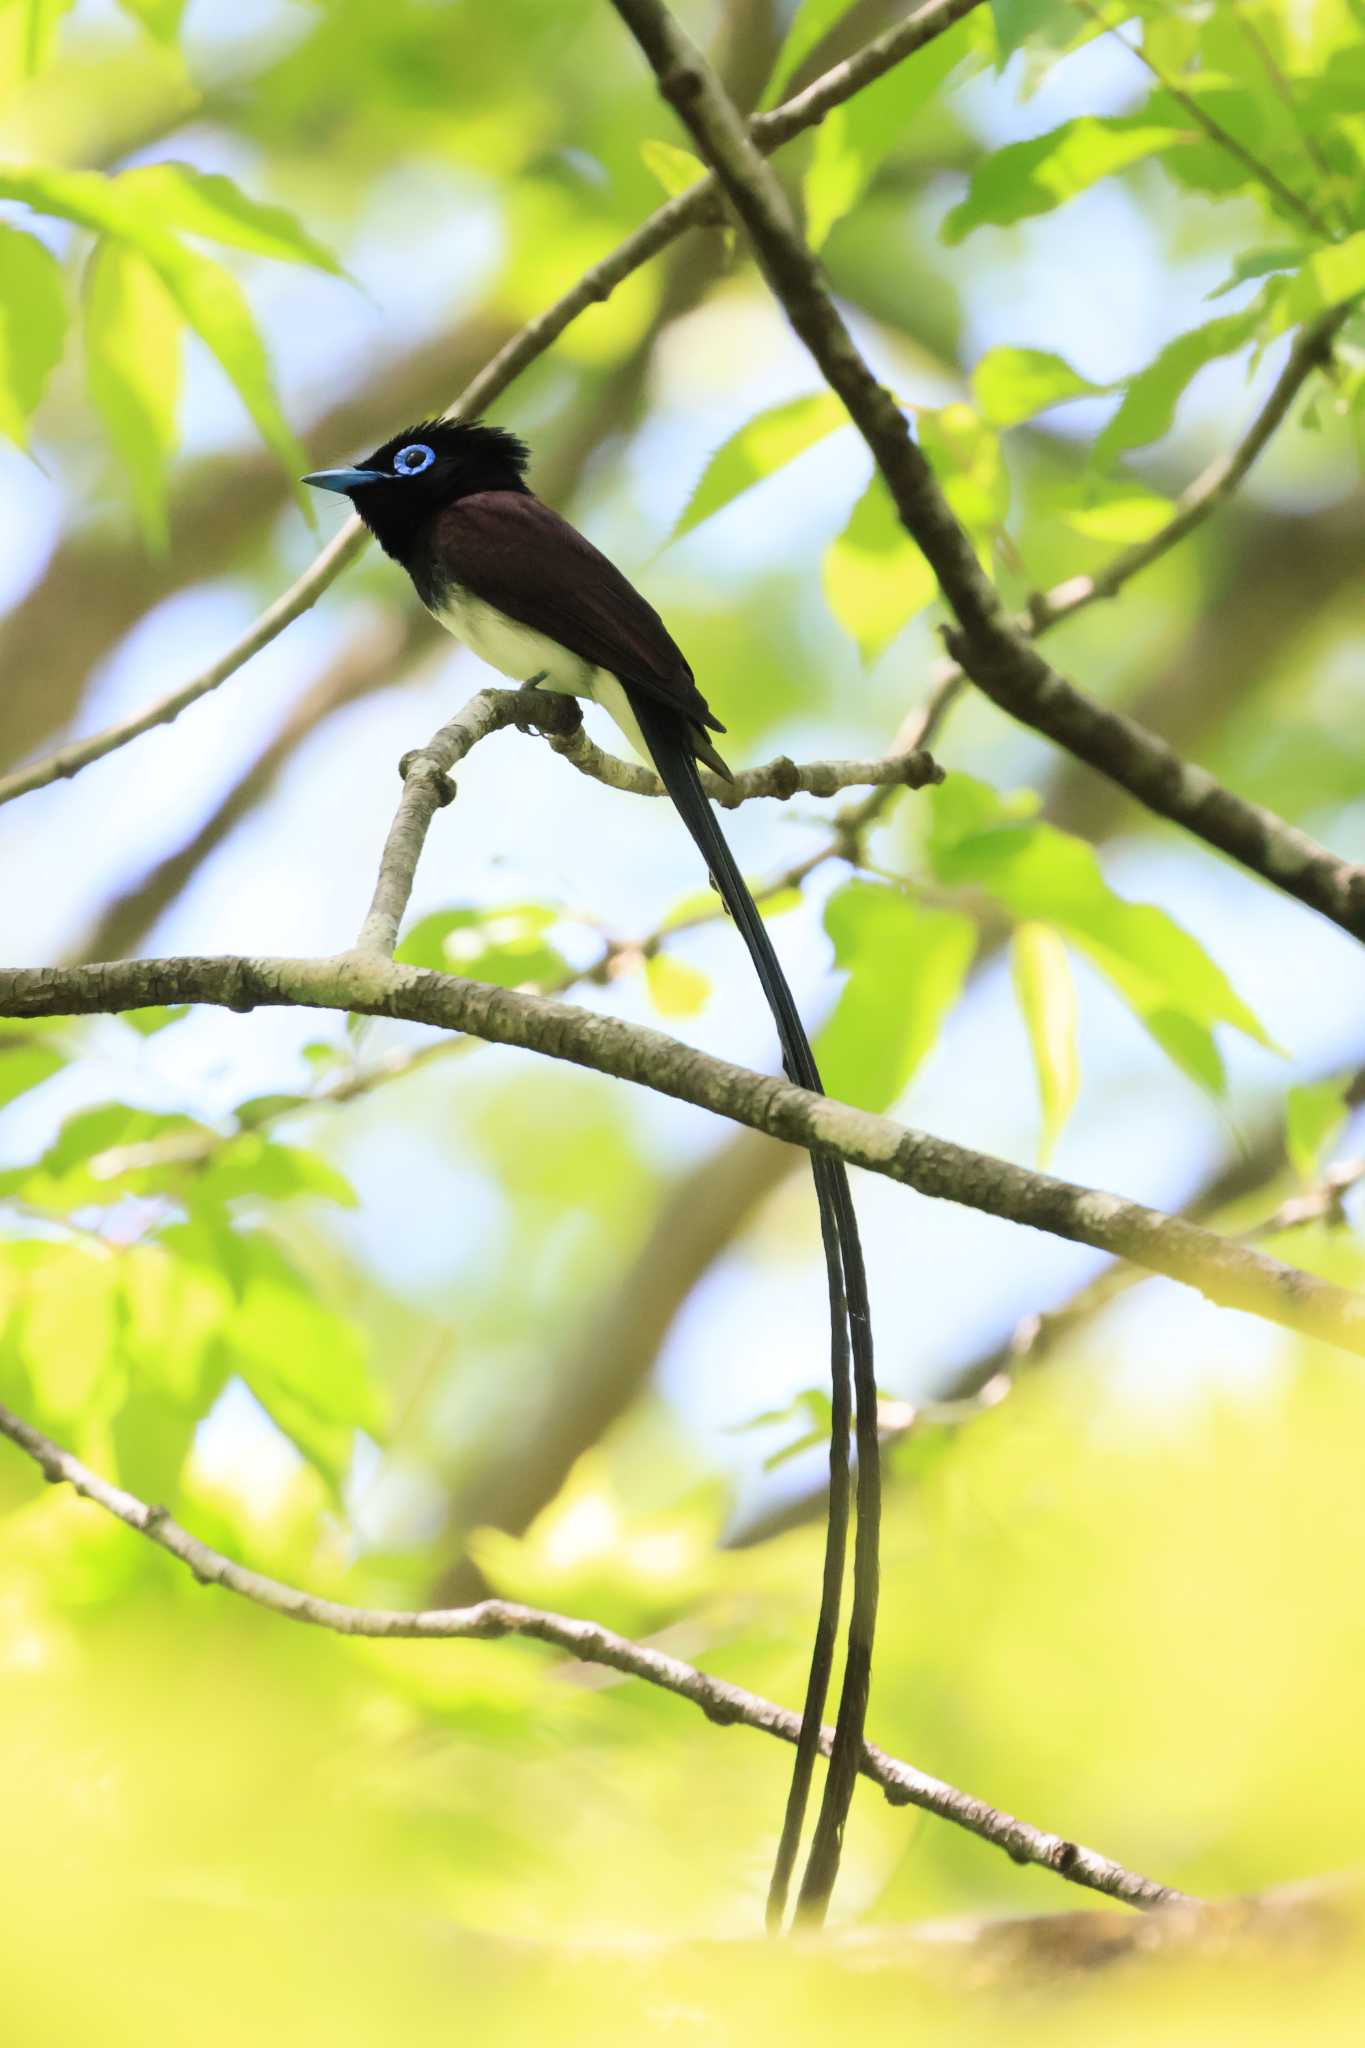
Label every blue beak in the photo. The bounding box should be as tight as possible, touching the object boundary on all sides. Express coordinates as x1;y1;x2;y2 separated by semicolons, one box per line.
300;466;385;494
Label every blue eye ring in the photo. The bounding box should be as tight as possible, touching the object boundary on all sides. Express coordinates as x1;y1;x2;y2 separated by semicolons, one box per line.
393;442;434;476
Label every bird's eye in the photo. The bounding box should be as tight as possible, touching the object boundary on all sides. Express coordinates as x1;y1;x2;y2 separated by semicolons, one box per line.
393;443;434;476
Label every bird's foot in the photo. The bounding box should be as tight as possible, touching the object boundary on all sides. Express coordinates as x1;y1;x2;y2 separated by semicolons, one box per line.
514;672;548;735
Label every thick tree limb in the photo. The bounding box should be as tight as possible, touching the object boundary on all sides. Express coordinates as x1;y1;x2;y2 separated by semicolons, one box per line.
608;0;1365;943
3;949;1363;1358
0;1394;1189;1914
0;0;983;815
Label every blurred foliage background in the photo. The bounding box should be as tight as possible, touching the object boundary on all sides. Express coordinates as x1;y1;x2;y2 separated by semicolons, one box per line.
1;0;1364;2036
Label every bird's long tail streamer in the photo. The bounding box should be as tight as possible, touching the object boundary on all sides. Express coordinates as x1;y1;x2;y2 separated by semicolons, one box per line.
634;702;881;1930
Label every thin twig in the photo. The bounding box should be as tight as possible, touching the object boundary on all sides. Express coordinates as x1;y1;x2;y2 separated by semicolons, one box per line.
0;1393;1191;1914
353;688;940;956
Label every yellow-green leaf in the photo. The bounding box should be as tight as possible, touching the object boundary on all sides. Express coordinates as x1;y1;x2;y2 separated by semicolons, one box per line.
1095;309;1260;465
918;403;1008;535
18;1245;120;1425
0;222;66;445
1064;479;1173;543
989;0;1076;63
1286;1077;1352;1183
6;0;75;79
84;239;182;547
805;105;864;250
822;471;937;660
645;953;711;1018
766;0;852;101
0;164;308;492
803;21;969;247
1281;230;1365;322
115;163;345;274
972;344;1102;427
150;240;308;491
640;138;706;199
929;775;1276;1095
674;391;847;540
0;1021;65;1109
818;880;976;1112
115;0;185;43
943;119;1185;242
1011;923;1079;1164
396;904;569;990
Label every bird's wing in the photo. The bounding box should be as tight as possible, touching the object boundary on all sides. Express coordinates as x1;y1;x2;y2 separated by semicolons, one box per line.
433;491;724;735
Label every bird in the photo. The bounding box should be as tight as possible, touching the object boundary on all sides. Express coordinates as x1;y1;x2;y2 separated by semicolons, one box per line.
303;418;879;1926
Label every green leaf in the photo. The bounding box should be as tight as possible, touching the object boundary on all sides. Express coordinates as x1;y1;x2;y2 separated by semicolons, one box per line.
150;239;308;491
822;471;937;660
83;241;182;548
120;1239;233;1405
6;0;76;78
1064;478;1174;543
0;165;307;490
640;138;706;199
115;163;345;274
1286;1077;1352;1183
229;1236;381;1491
943;119;1184;242
673;391;847;541
15;1244;121;1426
0;223;66;445
989;0;1075;63
119;1003;190;1037
300;1040;348;1072
0;1020;66;1110
644;953;711;1018
817;880;976;1113
1011;923;1079;1164
802;21;967;248
232;1093;310;1128
0;1102;208;1214
115;0;186;43
1206;244;1309;300
396;903;569;990
918;403;1008;534
1280;231;1365;322
971;344;1103;427
928;776;1275;1094
200;1135;357;1209
1095;309;1261;465
768;0;852;99
805;105;863;251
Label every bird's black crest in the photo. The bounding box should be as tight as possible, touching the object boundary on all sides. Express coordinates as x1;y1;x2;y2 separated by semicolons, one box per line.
328;417;532;566
362;417;531;482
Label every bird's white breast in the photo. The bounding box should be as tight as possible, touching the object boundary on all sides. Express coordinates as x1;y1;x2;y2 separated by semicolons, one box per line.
427;586;651;765
429;587;591;697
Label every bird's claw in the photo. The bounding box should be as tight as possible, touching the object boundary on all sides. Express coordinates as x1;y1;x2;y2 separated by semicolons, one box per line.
514;671;548;736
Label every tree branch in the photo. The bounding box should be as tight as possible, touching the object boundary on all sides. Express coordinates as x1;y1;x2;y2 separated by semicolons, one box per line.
0;1393;1189;1914
608;0;1365;943
3;949;1363;1358
0;0;983;816
352;688;940;956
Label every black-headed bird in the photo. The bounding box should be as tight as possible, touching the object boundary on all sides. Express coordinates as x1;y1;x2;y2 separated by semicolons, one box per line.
304;419;878;1926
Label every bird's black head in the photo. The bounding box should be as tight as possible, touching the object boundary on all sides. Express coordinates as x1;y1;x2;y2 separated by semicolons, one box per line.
302;418;531;563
